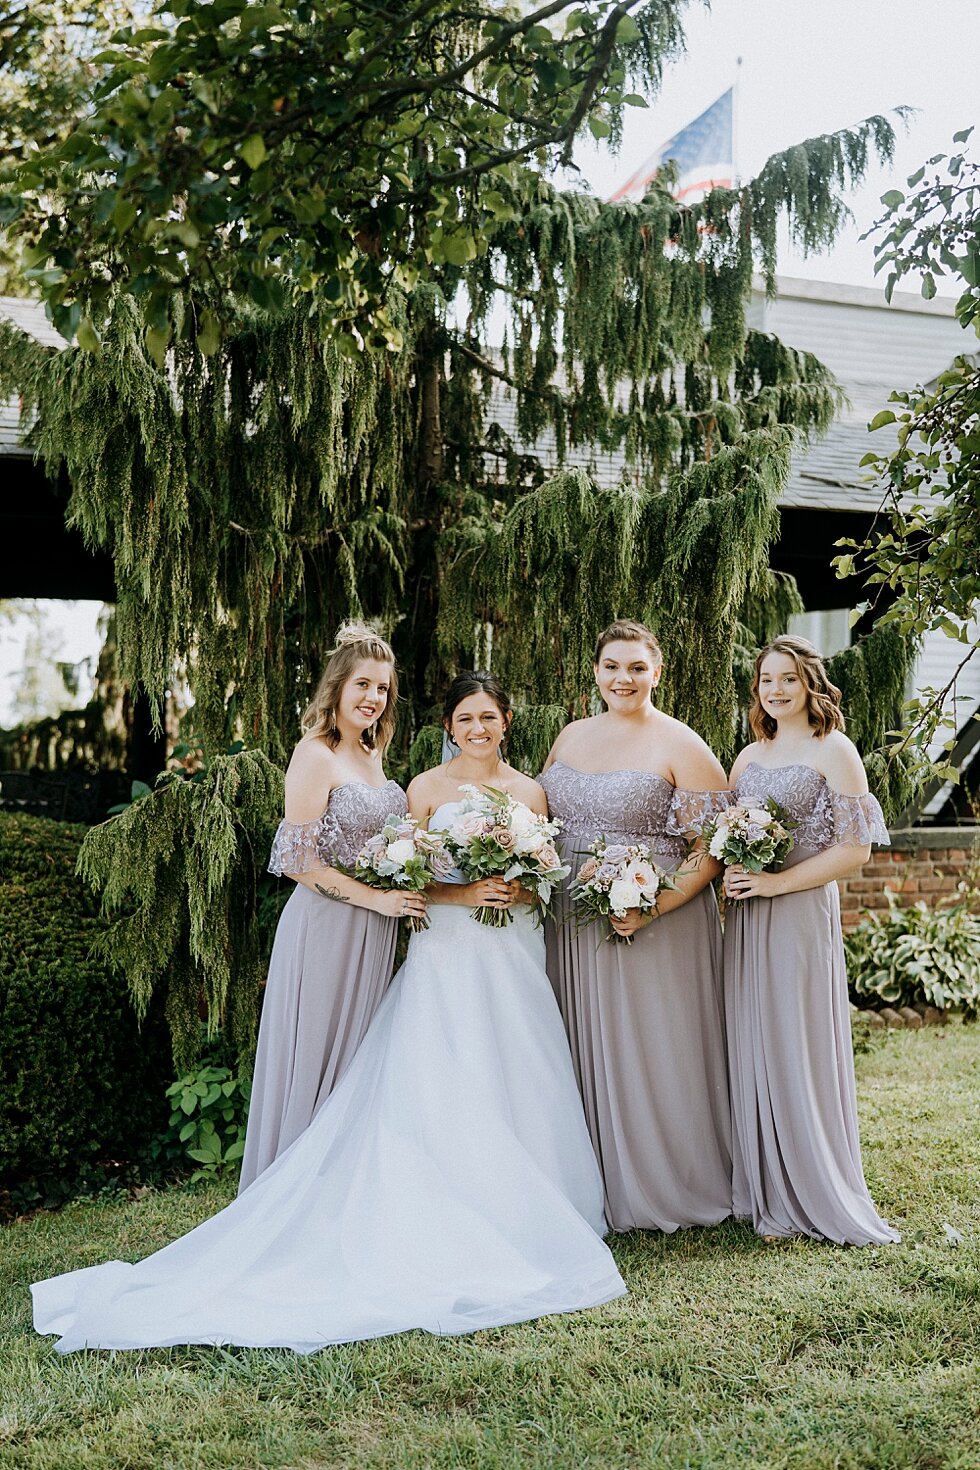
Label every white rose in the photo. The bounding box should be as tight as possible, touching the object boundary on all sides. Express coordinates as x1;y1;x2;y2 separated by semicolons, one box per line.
608;878;643;916
513;828;546;855
746;808;771;826
708;832;727;860
385;839;417;866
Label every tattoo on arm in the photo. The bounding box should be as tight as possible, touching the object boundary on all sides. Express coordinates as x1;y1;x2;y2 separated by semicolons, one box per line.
315;883;349;903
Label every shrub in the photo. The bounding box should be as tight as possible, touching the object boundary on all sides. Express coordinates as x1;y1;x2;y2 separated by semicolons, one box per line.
157;1061;252;1184
0;812;172;1200
845;891;980;1013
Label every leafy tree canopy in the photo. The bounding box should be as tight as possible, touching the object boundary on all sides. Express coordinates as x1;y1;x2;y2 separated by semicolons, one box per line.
0;0;145;294
5;0;694;347
838;130;980;777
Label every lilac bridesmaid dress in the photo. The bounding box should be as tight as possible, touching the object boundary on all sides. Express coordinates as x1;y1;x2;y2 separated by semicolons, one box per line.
540;762;733;1233
724;763;899;1245
238;780;405;1190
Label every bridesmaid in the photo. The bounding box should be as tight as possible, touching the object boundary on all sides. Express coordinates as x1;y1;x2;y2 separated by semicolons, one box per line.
238;624;426;1192
723;635;899;1245
540;619;733;1233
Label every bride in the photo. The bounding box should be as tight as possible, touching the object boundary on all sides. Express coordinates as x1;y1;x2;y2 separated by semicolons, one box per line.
32;671;625;1353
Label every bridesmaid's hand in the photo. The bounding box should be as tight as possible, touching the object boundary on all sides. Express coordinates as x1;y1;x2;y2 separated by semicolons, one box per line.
609;909;655;938
724;865;781;900
466;877;514;909
375;889;429;920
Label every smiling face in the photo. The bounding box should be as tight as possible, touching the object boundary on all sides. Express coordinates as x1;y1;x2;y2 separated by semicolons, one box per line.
446;691;510;758
594;639;661;713
756;651;810;725
337;657;392;736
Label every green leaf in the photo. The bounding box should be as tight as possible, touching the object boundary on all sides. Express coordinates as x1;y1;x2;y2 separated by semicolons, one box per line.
588;116;612;141
145;324;170;367
76;317;102;356
880;189;905;208
240;135;268;169
622;94;649;108
869;409;897;431
615;15;642;43
921;273;937;300
197;309;222;356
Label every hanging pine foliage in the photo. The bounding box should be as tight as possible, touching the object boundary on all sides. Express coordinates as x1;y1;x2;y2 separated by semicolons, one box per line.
75;750;284;1069
0;112;918;1060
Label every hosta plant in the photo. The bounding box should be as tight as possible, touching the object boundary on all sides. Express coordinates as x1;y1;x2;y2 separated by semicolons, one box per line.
845;892;980;1014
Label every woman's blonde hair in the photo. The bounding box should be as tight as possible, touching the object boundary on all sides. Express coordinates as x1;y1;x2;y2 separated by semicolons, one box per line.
593;619;663;667
302;622;398;751
748;635;845;741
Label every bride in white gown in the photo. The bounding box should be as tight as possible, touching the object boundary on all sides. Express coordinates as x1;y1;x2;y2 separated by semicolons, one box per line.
32;672;625;1353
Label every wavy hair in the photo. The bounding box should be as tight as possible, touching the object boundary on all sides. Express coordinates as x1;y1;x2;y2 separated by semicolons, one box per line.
748;635;845;741
302;622;398;751
593;619;663;667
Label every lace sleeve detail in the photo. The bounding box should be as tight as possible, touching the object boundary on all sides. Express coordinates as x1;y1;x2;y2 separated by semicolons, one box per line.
828;790;891;848
665;787;733;838
268;817;332;876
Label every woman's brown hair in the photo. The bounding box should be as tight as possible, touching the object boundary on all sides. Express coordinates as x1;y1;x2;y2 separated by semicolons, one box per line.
302;622;398;752
593;619;663;667
748;635;846;741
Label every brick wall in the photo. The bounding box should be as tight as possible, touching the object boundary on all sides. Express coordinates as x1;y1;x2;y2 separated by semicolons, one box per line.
837;828;977;931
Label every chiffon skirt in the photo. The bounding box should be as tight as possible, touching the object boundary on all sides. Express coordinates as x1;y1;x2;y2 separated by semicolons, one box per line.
547;885;733;1233
32;905;624;1353
239;885;398;1191
724;874;899;1245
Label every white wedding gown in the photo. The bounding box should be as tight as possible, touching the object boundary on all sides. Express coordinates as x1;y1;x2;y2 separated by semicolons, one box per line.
32;803;625;1353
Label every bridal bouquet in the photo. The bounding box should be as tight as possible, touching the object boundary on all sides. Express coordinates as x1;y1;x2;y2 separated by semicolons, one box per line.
570;838;678;945
439;784;570;927
701;798;796;875
344;814;454;931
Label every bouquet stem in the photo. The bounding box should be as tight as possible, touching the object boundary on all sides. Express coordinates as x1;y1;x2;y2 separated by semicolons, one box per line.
474;906;512;927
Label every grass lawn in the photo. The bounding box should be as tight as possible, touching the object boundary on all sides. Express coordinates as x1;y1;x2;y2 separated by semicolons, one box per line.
1;1026;978;1470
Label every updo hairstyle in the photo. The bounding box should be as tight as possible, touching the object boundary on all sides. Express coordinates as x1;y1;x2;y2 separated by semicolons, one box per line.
748;635;846;741
302;622;398;751
442;670;513;741
593;619;663;667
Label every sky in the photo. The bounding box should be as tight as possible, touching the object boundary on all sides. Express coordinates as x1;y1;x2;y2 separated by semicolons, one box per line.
573;0;980;295
2;0;978;721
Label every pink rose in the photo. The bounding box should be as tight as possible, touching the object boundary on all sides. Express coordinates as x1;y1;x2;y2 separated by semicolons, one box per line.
577;856;599;882
491;826;516;850
538;844;561;870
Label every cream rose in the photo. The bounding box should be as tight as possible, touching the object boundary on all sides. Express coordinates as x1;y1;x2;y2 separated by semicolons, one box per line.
608;878;643;915
385;839;417;866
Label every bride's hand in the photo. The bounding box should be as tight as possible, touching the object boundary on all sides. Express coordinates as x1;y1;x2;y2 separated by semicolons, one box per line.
375;890;428;920
507;880;537;906
466;878;514;909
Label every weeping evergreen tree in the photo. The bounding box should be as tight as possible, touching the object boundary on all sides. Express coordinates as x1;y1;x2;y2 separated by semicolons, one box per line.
0;116;919;1064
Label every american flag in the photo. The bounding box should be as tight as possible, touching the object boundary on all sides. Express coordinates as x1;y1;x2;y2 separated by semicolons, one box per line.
608;88;734;203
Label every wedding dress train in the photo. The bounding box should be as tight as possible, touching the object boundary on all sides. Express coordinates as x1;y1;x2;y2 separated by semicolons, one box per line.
33;802;625;1352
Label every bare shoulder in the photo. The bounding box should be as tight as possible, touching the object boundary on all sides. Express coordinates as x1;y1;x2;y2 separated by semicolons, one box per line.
729;741;764;787
506;770;549;816
283;736;337;821
819;731;869;796
406;767;443;821
544;716;596;770
659;714;727;790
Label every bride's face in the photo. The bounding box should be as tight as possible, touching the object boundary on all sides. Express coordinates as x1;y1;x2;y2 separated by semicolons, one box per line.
446;692;509;757
594;640;661;713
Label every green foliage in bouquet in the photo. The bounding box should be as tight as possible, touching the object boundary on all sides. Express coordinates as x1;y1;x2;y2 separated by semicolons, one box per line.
75;748;285;1071
845;892;980;1013
0;813;171;1198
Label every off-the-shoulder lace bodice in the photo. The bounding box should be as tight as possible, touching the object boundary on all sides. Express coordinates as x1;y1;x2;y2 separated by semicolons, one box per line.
539;761;728;863
268;780;406;876
734;763;890;858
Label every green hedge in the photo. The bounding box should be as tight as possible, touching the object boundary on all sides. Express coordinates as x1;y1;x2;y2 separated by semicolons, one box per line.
0;812;171;1198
